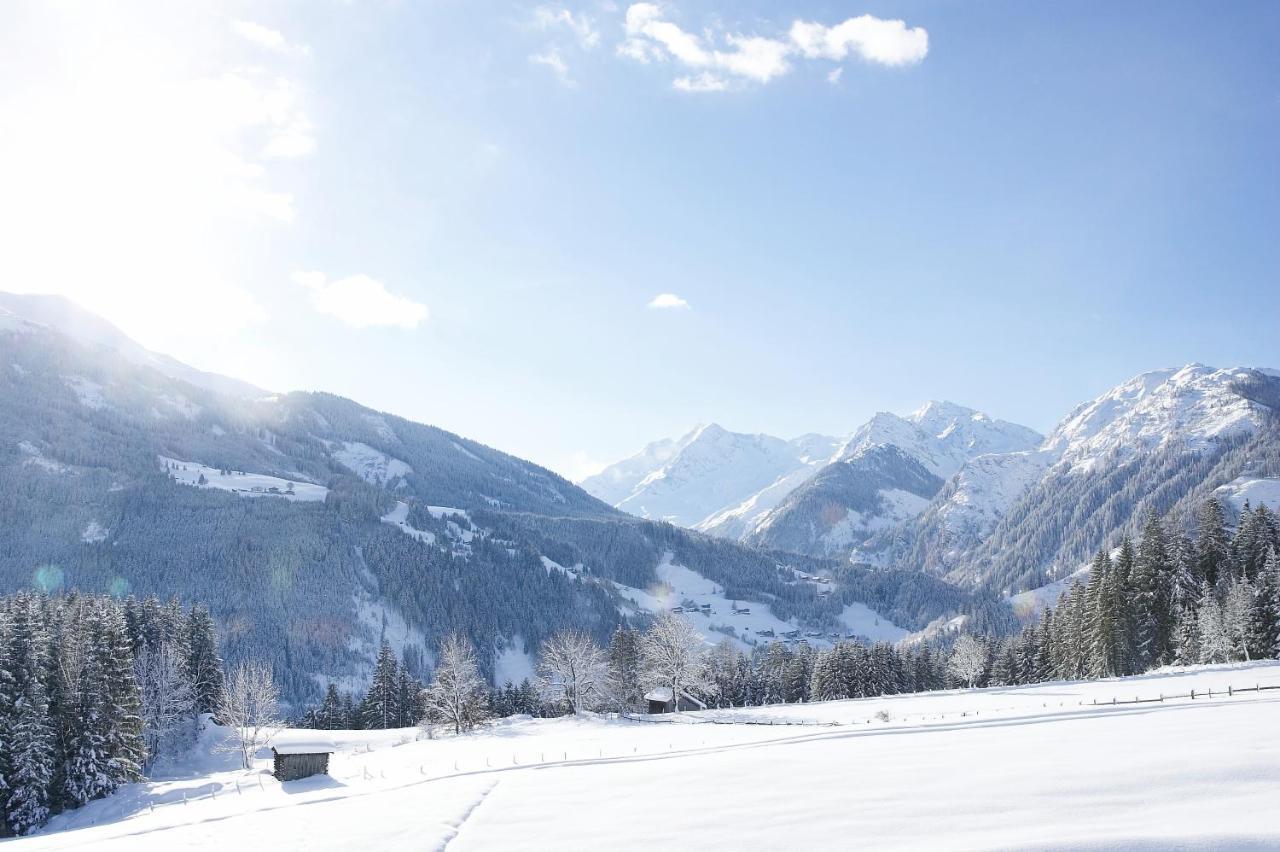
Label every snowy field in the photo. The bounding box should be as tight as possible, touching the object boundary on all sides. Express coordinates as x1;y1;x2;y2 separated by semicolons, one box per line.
18;661;1280;851
161;457;329;502
608;552;906;651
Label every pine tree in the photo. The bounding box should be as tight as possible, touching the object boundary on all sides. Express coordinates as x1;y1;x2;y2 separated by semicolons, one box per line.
97;602;145;787
604;626;643;712
317;684;345;730
1085;551;1118;678
1;595;55;835
1233;503;1277;582
1196;498;1233;589
1223;579;1255;662
1196;592;1232;663
361;640;399;730
396;667;422;727
1111;537;1137;674
1132;511;1174;669
186;607;225;717
1246;550;1280;660
1173;604;1201;666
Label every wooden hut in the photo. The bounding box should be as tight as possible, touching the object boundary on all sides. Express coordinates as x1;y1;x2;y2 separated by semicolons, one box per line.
271;734;337;781
644;687;707;714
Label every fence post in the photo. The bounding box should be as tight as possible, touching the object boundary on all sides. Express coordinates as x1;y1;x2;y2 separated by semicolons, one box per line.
1228;686;1233;697
1191;689;1195;700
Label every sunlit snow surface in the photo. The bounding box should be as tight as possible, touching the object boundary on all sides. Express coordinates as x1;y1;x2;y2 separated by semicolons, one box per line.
23;661;1280;851
607;552;905;650
1215;476;1280;513
331;441;413;485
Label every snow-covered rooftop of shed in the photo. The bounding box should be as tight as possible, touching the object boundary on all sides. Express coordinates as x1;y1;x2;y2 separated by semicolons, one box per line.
644;687;673;702
272;733;338;755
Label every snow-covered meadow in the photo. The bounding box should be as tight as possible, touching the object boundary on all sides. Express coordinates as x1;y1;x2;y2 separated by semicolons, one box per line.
19;661;1280;851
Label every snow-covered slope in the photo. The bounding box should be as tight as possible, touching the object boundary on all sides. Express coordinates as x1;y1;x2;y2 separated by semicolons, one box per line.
0;291;267;399
28;662;1280;851
1044;364;1267;471
582;424;841;530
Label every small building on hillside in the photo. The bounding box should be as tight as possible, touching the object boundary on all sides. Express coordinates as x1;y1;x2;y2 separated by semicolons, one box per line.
644;687;708;714
271;734;337;782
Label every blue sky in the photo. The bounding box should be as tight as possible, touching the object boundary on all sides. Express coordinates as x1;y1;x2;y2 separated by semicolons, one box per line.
2;1;1278;478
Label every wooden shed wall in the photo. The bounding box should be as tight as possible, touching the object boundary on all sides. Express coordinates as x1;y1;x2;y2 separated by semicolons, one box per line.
273;752;331;781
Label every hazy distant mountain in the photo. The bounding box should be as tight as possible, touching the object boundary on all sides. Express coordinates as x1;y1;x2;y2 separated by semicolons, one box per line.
590;402;1043;559
0;292;267;400
581;424;841;531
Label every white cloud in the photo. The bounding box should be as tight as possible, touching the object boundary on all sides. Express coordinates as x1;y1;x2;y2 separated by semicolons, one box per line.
790;16;928;66
563;450;608;482
616;4;928;91
715;35;792;83
648;293;690;309
673;73;728;93
294;272;430;329
531;48;575;86
232;20;311;56
534;7;601;49
827;67;844;85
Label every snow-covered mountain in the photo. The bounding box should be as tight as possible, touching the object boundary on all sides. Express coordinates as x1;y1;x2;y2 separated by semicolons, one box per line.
744;402;1043;556
581;424;842;531
1;293;969;704
587;402;1043;558
590;365;1280;595
863;364;1280;591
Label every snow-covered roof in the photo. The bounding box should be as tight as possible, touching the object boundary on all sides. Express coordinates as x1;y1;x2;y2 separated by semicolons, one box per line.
644;687;707;709
271;732;338;755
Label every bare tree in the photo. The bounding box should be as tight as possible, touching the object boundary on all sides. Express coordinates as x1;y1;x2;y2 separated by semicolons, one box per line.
215;661;284;770
640;614;711;712
136;643;197;768
948;634;987;688
422;632;489;735
538;630;608;715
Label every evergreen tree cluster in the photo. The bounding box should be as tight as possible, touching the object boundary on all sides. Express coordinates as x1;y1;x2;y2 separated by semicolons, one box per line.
969;500;1280;689
302;641;425;731
0;593;225;836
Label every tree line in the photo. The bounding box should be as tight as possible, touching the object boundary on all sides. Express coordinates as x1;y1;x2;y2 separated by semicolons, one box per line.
959;498;1280;689
0;593;224;836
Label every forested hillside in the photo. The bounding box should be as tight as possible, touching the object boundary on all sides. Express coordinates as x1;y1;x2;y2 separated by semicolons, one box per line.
0;301;973;704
